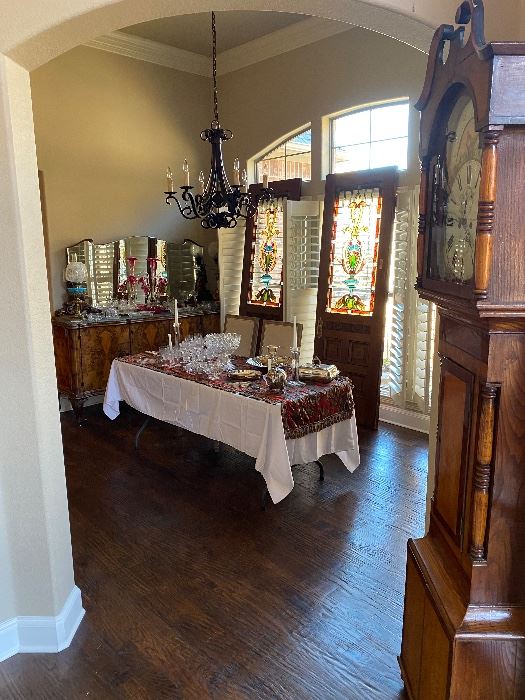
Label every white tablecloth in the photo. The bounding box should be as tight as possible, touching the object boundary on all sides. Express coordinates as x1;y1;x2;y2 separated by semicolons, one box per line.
103;360;360;503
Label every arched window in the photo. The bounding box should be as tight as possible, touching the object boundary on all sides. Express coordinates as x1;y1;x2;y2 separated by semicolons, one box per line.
255;128;311;183
331;100;409;173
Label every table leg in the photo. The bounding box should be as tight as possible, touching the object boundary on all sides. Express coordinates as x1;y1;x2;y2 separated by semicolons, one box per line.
135;416;151;449
261;484;269;510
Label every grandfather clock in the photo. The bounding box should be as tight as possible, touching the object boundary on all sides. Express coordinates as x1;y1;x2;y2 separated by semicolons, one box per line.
400;2;525;698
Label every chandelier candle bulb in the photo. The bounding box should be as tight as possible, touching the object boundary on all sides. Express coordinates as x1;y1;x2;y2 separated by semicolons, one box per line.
166;167;174;192
168;333;173;351
233;158;240;186
293;316;297;350
183;159;190;186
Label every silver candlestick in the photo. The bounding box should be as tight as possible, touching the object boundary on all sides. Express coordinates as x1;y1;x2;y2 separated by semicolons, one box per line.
288;347;304;386
172;322;182;360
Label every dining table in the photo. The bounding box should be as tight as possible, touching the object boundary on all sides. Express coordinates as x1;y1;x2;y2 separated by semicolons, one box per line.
103;353;360;504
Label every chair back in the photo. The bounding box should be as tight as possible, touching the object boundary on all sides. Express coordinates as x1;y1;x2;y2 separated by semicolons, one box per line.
224;314;260;357
259;320;303;357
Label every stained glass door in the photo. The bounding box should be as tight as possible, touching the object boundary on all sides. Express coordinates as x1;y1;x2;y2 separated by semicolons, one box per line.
239;178;302;323
315;168;398;429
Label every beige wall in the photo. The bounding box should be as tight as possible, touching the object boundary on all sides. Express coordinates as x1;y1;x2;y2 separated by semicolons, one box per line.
219;27;427;194
31;46;214;310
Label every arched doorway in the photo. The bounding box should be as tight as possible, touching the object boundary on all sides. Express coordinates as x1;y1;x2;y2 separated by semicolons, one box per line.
0;0;519;668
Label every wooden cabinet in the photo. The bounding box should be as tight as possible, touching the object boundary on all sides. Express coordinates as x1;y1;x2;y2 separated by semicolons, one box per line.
52;312;220;420
129;319;171;354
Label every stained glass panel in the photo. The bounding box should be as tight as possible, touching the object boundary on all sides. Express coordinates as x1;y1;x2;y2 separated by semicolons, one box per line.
327;187;382;316
248;203;284;307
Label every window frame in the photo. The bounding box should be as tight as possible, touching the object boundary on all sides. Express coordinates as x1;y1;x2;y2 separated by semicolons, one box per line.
329;99;410;175
254;126;312;183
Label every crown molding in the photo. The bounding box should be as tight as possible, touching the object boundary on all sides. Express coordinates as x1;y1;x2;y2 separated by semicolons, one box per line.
85;32;210;77
217;17;353;75
85;17;354;77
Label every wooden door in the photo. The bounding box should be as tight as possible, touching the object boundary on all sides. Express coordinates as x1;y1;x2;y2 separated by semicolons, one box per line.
239;178;302;323
314;168;397;429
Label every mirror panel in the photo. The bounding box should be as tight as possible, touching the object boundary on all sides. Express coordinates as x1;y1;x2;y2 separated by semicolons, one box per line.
66;236;208;307
166;240;204;301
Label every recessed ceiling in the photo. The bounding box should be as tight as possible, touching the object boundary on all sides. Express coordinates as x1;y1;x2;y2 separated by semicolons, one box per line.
124;11;309;56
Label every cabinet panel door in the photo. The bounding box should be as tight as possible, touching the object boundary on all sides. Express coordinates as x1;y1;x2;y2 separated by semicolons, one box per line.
80;323;130;393
202;313;220;335
130;320;171;354
434;358;474;547
419;598;451;700
400;553;426;699
53;324;77;394
180;315;203;340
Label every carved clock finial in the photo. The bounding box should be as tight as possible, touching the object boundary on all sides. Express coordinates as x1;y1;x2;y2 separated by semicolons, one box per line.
455;0;490;58
416;0;491;113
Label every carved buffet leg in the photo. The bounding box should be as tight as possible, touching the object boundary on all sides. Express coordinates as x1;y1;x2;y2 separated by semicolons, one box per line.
70;397;86;425
470;383;498;561
474;131;500;299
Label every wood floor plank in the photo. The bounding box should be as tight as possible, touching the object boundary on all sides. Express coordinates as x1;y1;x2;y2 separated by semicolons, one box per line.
0;405;428;699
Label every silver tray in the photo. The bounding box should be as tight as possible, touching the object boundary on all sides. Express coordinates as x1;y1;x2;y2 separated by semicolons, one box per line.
298;364;340;383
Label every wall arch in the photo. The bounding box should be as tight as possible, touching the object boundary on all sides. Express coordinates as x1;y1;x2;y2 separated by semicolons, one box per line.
4;0;453;71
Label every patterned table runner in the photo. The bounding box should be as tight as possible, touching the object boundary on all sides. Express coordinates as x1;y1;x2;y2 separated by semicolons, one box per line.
117;354;355;440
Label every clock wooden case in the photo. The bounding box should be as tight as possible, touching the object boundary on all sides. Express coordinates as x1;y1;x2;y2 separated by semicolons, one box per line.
399;2;525;698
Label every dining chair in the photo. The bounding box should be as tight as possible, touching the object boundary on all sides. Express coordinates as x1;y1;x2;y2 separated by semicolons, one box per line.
224;314;260;357
258;319;303;356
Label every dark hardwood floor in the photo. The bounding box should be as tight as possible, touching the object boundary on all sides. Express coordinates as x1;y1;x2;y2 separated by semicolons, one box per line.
0;405;428;699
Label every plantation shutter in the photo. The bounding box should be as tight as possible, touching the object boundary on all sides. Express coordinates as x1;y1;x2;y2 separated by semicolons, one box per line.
91;242;115;304
381;186;436;422
285;199;322;363
219;227;245;330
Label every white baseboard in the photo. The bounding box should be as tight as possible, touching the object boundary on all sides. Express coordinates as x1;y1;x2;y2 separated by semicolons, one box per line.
0;586;85;662
379;404;430;434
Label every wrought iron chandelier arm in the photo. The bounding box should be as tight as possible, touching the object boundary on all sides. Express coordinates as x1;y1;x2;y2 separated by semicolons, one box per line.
165;188;199;220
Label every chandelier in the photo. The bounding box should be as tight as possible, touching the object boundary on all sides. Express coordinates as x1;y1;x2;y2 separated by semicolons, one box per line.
164;12;275;230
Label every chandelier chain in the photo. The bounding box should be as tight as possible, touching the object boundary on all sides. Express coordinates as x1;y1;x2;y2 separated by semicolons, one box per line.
212;11;219;124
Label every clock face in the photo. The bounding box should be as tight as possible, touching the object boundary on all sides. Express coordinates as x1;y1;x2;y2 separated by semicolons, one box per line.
427;94;482;286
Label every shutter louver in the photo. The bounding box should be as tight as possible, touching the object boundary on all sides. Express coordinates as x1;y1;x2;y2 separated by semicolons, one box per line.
219;227;245;330
381;187;436;420
285;199;322;363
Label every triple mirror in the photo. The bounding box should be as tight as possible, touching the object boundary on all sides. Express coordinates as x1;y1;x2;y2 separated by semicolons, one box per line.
66;236;210;307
